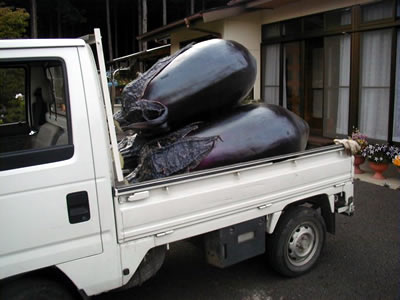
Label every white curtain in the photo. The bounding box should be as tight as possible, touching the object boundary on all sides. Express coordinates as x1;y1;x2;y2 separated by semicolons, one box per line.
262;44;280;105
324;34;350;137
282;46;287;108
393;30;400;142
359;29;391;140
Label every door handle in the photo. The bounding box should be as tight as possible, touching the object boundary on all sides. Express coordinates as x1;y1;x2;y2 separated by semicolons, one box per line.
127;191;150;202
66;191;90;224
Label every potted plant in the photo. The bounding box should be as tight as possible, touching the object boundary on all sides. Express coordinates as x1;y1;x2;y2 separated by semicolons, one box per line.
350;128;368;174
361;144;398;179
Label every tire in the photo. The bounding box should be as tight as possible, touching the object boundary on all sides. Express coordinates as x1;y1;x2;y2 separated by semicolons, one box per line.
0;277;77;300
266;206;326;277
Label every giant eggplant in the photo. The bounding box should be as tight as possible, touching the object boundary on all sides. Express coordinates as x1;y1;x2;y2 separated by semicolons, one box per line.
125;104;309;182
117;39;257;131
191;104;309;170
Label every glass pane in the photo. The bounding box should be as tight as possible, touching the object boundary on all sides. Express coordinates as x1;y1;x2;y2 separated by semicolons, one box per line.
262;44;280;105
324;35;351;138
282;18;302;36
359;29;392;140
262;23;280;40
359;88;390;140
393;29;400;142
325;9;352;29
263;87;279;105
0;67;26;125
46;66;67;116
283;42;301;116
362;0;393;22
312;48;323;89
304;14;323;32
262;44;280;86
312;90;323;118
398;0;400;17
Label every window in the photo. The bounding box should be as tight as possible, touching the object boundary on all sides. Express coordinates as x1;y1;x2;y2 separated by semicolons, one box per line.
282;18;302;37
361;0;393;23
323;35;351;138
262;23;280;40
262;44;280;105
325;9;352;29
359;29;392;140
0;60;73;171
283;42;301;116
304;14;324;32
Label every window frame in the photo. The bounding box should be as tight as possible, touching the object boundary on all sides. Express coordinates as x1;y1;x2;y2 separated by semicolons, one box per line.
0;57;74;171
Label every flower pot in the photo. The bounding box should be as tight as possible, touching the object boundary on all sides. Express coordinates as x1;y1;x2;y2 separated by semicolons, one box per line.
354;155;365;174
368;161;389;180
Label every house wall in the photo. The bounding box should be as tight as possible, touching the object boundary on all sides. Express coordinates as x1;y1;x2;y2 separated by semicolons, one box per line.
222;12;263;100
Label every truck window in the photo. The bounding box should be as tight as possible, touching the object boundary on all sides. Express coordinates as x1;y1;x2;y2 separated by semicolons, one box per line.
0;60;74;171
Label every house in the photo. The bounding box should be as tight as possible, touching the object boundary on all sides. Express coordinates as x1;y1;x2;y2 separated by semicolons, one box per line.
137;0;400;146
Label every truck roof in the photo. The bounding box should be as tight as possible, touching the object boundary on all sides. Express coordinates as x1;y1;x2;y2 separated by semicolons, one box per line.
0;38;86;49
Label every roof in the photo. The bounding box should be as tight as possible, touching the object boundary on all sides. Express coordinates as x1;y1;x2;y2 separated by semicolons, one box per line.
137;0;299;42
0;38;86;50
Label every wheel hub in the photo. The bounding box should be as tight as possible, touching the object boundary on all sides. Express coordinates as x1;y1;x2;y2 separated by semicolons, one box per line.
287;224;317;266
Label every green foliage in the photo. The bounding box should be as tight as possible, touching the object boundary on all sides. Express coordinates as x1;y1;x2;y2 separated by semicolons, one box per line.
0;68;26;124
0;5;29;39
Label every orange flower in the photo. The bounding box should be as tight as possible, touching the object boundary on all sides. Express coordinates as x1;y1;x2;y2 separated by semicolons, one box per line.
393;155;400;167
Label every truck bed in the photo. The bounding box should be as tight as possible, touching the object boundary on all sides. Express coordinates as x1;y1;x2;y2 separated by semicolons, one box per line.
114;144;353;244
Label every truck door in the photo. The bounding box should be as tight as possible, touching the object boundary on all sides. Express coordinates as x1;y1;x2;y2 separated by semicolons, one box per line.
0;46;102;279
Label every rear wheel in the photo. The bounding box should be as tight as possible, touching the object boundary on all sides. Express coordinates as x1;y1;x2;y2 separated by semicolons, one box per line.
266;206;326;277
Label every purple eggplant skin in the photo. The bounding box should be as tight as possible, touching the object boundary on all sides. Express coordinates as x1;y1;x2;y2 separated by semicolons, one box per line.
191;104;309;170
142;39;257;127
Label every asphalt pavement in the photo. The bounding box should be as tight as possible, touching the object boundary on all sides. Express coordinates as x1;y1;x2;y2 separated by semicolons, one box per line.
95;180;400;300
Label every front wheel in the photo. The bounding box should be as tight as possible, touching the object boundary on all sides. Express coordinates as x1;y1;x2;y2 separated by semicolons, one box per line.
0;277;77;300
266;206;326;277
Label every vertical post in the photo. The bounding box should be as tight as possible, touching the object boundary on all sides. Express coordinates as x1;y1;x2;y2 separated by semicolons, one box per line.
106;0;114;61
113;2;119;59
142;0;148;51
190;0;195;14
138;0;142;51
30;0;38;38
57;1;62;37
93;28;124;182
162;0;167;25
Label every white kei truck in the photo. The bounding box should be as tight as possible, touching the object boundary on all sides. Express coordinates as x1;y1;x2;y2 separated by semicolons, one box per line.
0;29;355;299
